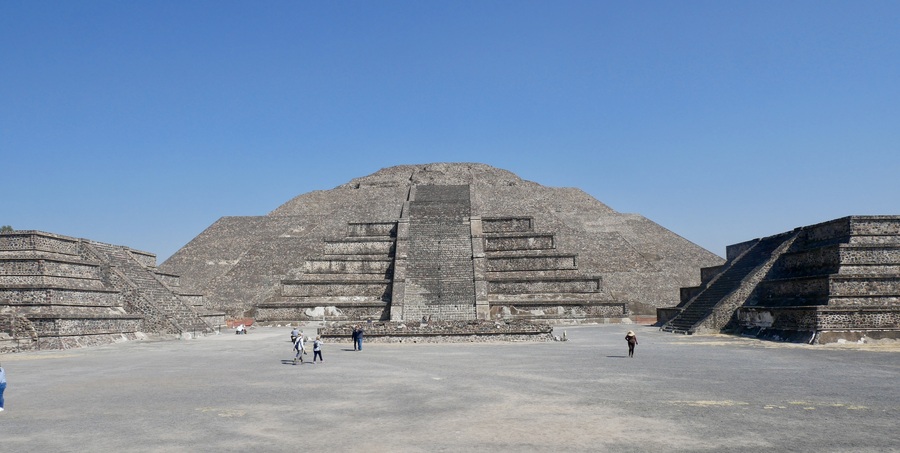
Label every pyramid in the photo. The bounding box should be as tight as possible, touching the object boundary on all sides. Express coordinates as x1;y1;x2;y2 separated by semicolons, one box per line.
160;163;723;323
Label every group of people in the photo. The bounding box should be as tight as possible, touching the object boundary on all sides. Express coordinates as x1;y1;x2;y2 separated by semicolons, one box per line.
282;324;635;369
291;328;323;364
286;324;365;365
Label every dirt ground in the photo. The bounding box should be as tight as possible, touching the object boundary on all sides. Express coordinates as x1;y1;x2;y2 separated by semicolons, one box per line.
0;324;898;452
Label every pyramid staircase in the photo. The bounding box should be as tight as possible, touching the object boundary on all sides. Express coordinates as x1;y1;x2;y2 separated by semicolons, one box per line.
86;241;214;335
256;185;630;325
258;222;396;322
482;217;625;322
662;232;798;334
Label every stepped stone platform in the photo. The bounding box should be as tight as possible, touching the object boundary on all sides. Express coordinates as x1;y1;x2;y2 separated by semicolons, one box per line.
660;216;900;343
0;230;221;351
319;320;554;343
161;163;723;328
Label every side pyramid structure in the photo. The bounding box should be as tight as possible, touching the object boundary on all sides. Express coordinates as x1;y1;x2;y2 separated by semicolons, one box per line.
0;230;220;352
660;216;900;343
161;163;723;324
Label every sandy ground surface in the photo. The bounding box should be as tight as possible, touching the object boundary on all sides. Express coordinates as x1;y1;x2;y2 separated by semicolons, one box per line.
0;324;898;452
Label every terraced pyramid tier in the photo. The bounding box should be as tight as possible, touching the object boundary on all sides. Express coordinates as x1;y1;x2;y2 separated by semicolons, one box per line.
161;163;723;323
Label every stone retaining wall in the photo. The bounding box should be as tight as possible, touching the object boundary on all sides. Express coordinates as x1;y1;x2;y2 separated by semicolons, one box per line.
734;306;900;340
319;320;553;343
484;234;554;252
255;302;389;323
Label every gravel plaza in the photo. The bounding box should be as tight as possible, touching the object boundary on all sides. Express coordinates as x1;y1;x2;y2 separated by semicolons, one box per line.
0;324;898;453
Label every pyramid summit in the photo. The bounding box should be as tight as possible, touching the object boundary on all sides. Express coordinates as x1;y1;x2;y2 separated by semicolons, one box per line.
160;163;723;323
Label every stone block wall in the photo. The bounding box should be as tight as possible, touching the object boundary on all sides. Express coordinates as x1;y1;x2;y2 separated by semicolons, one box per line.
670;216;900;342
0;231;80;255
264;219;399;323
484;234;554;252
482;215;623;323
281;280;391;298
1;230;218;350
255;301;388;323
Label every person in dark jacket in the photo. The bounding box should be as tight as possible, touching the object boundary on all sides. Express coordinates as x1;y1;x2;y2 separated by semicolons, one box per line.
625;331;638;358
355;325;364;351
351;326;359;351
313;336;324;363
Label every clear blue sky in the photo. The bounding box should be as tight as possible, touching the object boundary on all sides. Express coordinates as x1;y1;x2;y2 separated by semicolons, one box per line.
2;1;899;262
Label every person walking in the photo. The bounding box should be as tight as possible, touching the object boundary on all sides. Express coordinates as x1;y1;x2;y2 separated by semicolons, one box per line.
355;325;364;351
293;335;306;364
313;336;324;363
625;331;638;358
0;362;6;412
351;326;359;351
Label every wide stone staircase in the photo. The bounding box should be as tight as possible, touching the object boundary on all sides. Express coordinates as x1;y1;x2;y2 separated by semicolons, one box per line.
482;217;624;322
87;241;213;335
255;184;632;325
258;222;396;322
401;185;477;321
662;232;796;334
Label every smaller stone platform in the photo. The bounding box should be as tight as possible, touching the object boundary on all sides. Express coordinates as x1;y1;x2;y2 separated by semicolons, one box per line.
319;320;553;343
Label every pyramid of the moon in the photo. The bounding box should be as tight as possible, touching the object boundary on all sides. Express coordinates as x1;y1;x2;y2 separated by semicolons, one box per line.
160;163;724;323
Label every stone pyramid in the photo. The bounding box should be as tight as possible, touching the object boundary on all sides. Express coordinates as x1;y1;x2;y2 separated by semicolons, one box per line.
160;163;723;323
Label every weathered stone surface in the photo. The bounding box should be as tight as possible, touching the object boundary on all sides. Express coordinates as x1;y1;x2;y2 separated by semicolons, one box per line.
0;230;221;351
662;216;900;343
161;163;723;321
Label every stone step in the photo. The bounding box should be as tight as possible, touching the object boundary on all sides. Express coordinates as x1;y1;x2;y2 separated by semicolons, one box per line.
489;292;603;302
0;275;108;290
488;277;601;294
291;273;393;282
485;269;582;280
486;254;577;272
281;279;392;297
88;241;212;334
261;296;388;306
481;217;534;234
484;234;554;252
305;258;393;274
346;222;397;238
760;275;900;299
324;239;395;255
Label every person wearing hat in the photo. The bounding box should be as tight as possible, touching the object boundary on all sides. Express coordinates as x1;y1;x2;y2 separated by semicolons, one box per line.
625;331;638;358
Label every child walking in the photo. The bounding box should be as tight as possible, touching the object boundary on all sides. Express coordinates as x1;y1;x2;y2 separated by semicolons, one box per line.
313;336;324;363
